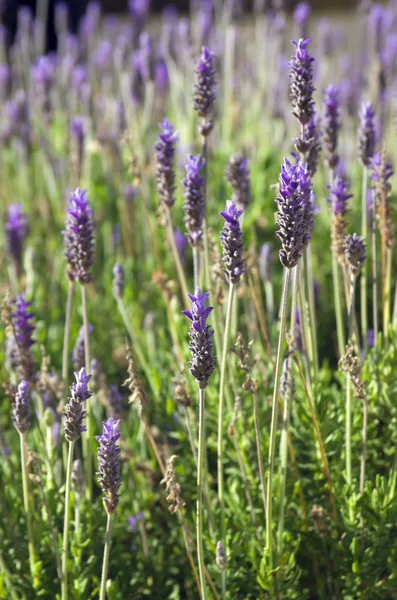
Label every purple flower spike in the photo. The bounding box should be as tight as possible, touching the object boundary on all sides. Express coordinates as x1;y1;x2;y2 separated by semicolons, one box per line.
327;176;352;216
370;152;395;248
64;188;94;284
113;262;125;299
96;417;122;514
344;234;366;277
63;368;92;443
183;153;205;248
193;46;216;136
220;200;245;284
289;39;315;127
108;385;124;419
225;153;251;208
322;84;340;170
155;118;179;209
276;158;313;269
183;287;215;388
12;380;31;434
305;113;322;175
5;204;29;275
358;102;376;167
11;295;36;381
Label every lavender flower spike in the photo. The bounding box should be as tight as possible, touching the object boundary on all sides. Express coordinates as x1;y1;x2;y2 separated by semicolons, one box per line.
193;46;216;136
275;158;313;269
358;102;376;167
182;287;215;389
183;153;205;248
11;295;36;381
344;234;366;278
12;380;31;434
323;84;340;170
63;368;92;443
305;112;322;176
96;417;122;514
289;39;315;127
64;188;94;284
112;262;125;299
5;204;28;275
225;153;251;208
155;118;179;209
220;200;245;284
328;176;352;265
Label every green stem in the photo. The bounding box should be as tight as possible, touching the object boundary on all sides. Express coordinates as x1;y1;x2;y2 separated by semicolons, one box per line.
372;213;379;343
265;268;292;572
197;387;208;600
253;387;267;516
62;282;74;391
361;168;369;354
360;398;368;495
383;248;392;340
346;274;356;487
99;513;113;600
20;432;36;580
81;285;92;502
217;283;235;569
277;264;298;549
305;247;319;379
61;441;75;600
332;255;345;358
193;246;199;291
166;207;189;309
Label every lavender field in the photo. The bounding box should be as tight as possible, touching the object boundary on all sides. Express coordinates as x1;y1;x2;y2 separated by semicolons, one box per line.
2;1;397;598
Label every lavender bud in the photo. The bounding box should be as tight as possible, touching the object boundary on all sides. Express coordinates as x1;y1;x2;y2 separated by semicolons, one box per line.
72;324;93;371
12;380;31;434
275;158;313;269
63;368;92;443
72;459;85;496
220;200;245;284
216;541;227;572
183;154;205;248
112;262;125;299
322;84;340;170
5;204;29;276
289;39;315;127
63;188;95;284
11;295;36;381
344;234;366;278
155;118;179;209
182;287;215;389
358;102;376;167
108;385;124;419
259;243;272;283
193;46;216;136
96;417;122;514
225;153;251;209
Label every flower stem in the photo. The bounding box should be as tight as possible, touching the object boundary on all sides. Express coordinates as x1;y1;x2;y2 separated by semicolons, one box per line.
277;264;298;550
20;432;36;580
193;246;199;291
197;387;208;600
383;247;392;340
61;441;75;600
99;513;113;600
81;285;92;502
217;283;235;575
332;254;345;357
253;386;267;516
62;281;74;391
165;207;190;310
346;273;356;487
361;168;369;354
265;268;292;570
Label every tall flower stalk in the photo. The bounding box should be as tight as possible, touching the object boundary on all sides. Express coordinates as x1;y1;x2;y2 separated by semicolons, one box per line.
96;418;122;600
12;380;36;578
62;368;91;600
358;102;376;352
217;200;245;597
183;289;216;600
264;157;313;579
63;187;95;500
343;234;366;485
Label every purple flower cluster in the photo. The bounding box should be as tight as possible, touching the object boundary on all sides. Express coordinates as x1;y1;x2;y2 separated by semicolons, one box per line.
108;385;125;419
155;118;179;209
183;288;215;389
5;204;28;275
63;368;92;443
304;113;322;175
344;234;366;277
64;188;95;284
220;200;245;284
193;46;216;135
322;84;340;170
183;154;205;248
10;295;36;381
358;103;376;167
289;39;315;127
113;262;125;299
328;176;352;216
370;152;395;248
96;417;122;514
275;158;313;269
12;380;31;434
225;153;251;208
